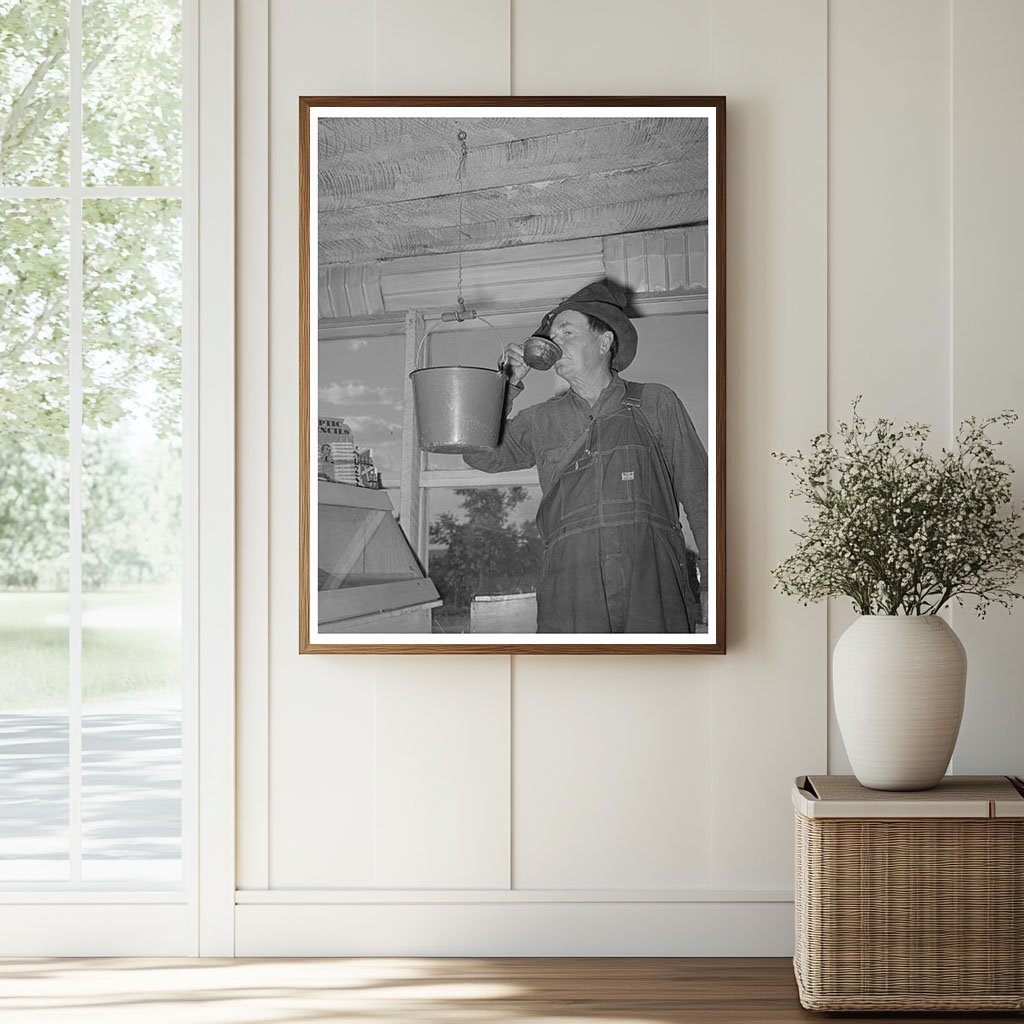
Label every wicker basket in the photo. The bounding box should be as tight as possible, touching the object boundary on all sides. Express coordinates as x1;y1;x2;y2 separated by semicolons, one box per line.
793;775;1024;1012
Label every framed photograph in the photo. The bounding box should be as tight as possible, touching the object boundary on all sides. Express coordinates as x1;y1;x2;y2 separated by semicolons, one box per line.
300;97;725;654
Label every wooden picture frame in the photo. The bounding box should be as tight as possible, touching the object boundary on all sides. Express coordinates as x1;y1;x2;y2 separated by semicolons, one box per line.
300;97;725;654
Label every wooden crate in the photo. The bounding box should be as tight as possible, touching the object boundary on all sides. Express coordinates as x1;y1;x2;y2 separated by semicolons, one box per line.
793;775;1024;1012
469;592;537;633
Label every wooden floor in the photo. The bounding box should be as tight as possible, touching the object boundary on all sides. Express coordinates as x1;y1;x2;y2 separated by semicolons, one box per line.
0;957;1020;1023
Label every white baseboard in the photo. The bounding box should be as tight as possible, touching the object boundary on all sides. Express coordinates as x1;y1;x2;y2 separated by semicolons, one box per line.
235;899;795;957
0;904;195;956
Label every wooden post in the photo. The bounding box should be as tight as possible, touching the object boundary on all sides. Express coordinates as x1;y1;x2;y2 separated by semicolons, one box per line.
401;309;423;561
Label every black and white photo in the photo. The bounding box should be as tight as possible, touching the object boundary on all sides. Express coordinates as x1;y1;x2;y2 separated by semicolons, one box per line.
300;98;725;653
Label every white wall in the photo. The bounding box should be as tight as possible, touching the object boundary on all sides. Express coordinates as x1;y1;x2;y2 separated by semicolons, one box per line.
234;0;1024;955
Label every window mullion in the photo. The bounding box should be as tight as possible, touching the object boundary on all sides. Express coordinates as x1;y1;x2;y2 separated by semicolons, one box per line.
68;0;84;885
181;0;200;910
0;187;184;200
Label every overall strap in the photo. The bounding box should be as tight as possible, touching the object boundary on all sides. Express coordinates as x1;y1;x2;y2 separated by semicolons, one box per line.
620;382;676;503
621;380;645;407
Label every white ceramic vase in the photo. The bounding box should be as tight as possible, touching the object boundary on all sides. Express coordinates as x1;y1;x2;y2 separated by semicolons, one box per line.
833;615;967;791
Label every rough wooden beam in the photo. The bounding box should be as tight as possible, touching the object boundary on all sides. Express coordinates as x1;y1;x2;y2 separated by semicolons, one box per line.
321;156;705;241
318;119;707;212
319;157;707;264
317;116;642;166
320;191;708;263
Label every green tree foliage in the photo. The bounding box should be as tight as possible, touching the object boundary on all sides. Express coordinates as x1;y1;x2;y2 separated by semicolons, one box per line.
0;0;69;185
0;438;68;587
83;198;182;438
0;0;181;185
0;0;183;590
0;197;72;587
0;198;68;435
81;0;181;186
82;430;181;589
429;487;542;613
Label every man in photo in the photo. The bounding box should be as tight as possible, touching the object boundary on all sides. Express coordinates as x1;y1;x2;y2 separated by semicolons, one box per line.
464;278;708;633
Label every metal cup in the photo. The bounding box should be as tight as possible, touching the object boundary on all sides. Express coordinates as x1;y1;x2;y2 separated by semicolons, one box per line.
522;334;563;371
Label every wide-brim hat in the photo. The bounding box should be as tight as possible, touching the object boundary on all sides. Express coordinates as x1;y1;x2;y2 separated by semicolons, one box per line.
531;278;638;371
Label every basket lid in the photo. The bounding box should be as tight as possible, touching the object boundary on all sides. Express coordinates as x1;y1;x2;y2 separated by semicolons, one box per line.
793;775;1024;819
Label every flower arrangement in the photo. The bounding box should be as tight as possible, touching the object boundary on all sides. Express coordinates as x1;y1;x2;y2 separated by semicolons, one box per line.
772;401;1024;616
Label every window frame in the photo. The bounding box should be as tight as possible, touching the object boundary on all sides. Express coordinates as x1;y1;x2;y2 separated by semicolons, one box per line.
0;0;195;898
0;0;239;958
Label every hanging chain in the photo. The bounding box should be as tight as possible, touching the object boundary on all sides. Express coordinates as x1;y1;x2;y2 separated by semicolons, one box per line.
456;130;468;314
437;129;475;324
429;127;505;358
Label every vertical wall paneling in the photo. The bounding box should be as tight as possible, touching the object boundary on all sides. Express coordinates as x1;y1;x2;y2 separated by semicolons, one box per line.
236;0;271;893
513;658;713;889
197;0;237;955
234;0;1024;954
512;0;712;95
827;0;952;773
708;0;828;889
949;0;1024;777
374;0;511;95
265;0;376;887
374;659;512;888
270;667;379;887
828;0;950;426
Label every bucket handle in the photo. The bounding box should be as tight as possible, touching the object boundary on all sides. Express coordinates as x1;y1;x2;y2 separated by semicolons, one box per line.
415;314;509;372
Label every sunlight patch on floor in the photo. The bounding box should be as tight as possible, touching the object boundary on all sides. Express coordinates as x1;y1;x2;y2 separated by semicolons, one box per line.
0;958;683;1024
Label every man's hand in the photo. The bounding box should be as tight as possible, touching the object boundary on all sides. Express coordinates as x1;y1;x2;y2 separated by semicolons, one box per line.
503;342;530;386
700;590;708;626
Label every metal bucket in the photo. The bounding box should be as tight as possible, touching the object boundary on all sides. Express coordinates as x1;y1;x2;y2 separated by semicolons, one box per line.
410;365;508;453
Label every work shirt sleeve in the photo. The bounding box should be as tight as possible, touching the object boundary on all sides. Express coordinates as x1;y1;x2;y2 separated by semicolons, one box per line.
646;385;709;592
462;384;537;474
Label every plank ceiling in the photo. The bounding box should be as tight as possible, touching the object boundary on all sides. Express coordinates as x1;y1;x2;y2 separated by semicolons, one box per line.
317;116;709;266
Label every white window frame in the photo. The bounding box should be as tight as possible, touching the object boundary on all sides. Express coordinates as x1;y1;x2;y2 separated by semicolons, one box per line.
194;0;235;958
0;0;235;956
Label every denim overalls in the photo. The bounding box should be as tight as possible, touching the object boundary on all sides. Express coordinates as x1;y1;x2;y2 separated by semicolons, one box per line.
535;382;699;633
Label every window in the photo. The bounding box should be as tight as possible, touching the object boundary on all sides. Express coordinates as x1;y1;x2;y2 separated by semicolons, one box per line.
0;0;191;889
319;311;552;634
